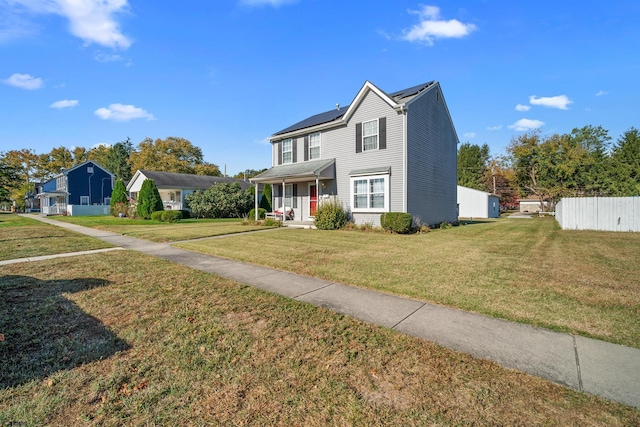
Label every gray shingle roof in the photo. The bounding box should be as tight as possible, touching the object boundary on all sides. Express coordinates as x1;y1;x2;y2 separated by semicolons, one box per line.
272;81;435;137
139;170;252;191
250;158;335;182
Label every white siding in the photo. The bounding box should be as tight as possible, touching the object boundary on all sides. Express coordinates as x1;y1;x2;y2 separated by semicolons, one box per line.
406;84;458;225
556;197;640;232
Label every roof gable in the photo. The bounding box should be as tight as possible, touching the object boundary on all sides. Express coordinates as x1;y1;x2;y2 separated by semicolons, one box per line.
127;169;251;191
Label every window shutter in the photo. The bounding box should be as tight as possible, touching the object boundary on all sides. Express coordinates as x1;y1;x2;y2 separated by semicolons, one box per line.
277;142;282;165
293;184;298;208
292;138;297;163
379;117;387;150
304;136;309;161
356;122;362;153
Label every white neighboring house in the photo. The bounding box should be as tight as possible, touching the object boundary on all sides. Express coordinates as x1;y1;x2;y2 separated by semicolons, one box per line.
457;185;500;219
126;169;252;211
519;197;549;213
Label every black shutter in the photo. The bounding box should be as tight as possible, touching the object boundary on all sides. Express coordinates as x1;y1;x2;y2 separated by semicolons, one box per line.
379;117;387;150
277;142;282;165
304;136;309;161
292;138;297;163
356;122;362;153
293;184;298;208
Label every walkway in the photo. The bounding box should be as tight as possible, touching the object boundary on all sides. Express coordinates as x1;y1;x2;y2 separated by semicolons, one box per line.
14;215;640;410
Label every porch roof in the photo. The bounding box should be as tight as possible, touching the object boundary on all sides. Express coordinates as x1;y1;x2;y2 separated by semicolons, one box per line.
36;190;69;198
250;158;335;184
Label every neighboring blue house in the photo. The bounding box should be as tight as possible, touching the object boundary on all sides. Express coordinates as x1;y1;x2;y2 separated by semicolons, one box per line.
37;161;115;216
250;80;459;226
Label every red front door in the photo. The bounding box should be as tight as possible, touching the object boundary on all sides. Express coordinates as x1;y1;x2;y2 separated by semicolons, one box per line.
310;184;317;216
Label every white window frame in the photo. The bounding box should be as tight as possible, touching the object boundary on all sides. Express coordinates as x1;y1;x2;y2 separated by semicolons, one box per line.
80;196;90;205
309;132;321;160
104;197;111;206
350;174;389;213
284;184;293;209
282;139;293;164
362;119;379;151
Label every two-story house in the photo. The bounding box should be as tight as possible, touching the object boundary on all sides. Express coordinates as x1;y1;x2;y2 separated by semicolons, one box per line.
37;160;114;216
250;80;459;226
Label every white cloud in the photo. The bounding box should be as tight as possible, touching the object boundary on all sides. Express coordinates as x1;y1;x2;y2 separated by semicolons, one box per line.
2;73;43;89
508;118;544;132
529;95;573;110
94;103;155;121
94;52;123;62
595;90;608;96
402;5;476;45
8;0;131;49
515;104;530;112
50;99;78;108
239;0;296;6
487;125;503;131
463;132;476;139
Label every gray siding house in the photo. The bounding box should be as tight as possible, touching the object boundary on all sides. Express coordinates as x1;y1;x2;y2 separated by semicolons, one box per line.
251;80;459;226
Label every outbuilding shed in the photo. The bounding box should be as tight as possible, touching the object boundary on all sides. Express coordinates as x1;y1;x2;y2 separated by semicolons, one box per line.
457;185;500;219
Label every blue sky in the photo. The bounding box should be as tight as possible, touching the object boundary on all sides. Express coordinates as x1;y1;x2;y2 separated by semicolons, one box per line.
1;0;639;176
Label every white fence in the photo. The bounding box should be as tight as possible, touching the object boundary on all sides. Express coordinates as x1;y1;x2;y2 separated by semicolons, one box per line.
556;197;640;232
67;205;110;216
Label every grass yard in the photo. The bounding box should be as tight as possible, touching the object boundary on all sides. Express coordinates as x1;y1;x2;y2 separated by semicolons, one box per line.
1;251;638;425
52;215;273;242
176;217;640;349
0;213;112;261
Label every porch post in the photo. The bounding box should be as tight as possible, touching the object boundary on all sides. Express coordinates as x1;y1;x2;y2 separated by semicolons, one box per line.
282;180;286;224
254;182;259;221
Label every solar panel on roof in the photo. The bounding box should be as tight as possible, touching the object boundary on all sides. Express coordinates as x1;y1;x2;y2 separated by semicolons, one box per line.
273;105;349;136
388;81;435;100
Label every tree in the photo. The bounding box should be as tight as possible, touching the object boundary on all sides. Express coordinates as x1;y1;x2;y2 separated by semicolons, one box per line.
72;146;88;165
136;179;164;219
259;183;272;212
457;143;490;190
87;144;112;168
185;182;252;218
129;137;220;176
0;156;20;203
1;149;38;208
609;127;640;196
109;179;129;216
37;146;74;180
104;138;133;181
233;168;267;180
566;125;612;196
484;156;517;207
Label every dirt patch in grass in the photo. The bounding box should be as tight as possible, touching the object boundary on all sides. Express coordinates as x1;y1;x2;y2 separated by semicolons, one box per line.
1;251;638;425
176;218;640;348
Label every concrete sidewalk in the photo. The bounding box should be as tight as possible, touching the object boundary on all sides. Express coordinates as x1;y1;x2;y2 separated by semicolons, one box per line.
15;215;640;409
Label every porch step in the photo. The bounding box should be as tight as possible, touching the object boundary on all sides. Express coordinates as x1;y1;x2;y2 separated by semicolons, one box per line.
284;222;315;229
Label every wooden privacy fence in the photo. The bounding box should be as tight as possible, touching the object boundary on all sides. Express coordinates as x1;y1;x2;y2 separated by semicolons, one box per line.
555;197;640;232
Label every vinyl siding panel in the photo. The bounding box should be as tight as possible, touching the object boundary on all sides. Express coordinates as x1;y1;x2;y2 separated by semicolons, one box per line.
406;85;458;225
319;89;404;225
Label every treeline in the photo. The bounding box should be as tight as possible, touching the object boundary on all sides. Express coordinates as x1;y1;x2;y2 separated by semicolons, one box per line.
0;137;234;209
458;126;640;208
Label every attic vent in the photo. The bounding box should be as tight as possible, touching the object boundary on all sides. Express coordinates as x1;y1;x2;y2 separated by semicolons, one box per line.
87;166;94;173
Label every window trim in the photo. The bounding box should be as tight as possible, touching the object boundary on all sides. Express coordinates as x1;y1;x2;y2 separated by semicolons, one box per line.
350;174;390;213
282;139;293;164
362;119;379;151
308;132;321;160
284;184;293;209
80;196;90;205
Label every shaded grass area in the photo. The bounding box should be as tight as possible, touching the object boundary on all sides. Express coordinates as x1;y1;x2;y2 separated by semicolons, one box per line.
176;218;640;349
0;214;112;261
53;215;270;242
1;252;637;425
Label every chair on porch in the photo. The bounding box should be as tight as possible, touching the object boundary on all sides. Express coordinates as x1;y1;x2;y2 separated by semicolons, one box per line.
267;207;294;221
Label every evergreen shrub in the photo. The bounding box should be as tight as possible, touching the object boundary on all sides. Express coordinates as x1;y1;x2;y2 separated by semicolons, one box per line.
380;212;413;234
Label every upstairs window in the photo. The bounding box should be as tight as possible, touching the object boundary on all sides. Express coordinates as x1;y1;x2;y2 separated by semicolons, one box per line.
80;196;90;205
362;119;378;151
309;132;321;160
282;139;293;164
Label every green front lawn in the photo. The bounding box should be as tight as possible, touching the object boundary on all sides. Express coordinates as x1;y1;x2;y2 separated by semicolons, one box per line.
52;215;273;242
0;214;112;261
176;217;640;349
2;251;637;425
